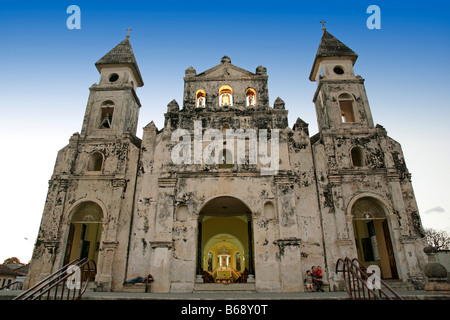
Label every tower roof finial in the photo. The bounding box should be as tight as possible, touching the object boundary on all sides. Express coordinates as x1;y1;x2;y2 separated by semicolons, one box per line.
126;27;132;39
320;20;326;31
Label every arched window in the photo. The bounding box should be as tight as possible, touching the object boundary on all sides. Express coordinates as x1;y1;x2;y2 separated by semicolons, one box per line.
99;101;114;129
196;90;206;108
219;85;233;107
351;147;365;167
87;152;104;172
246;88;257;107
219;148;233;168
338;93;355;123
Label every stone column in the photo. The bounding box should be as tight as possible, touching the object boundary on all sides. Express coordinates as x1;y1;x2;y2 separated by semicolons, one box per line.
41;241;59;276
275;239;302;292
253;204;281;292
247;219;255;282
195;220;203;283
154;178;177;241
96;178;126;291
274;175;303;292
49;178;70;273
96;240;118;291
106;178;127;239
150;241;173;292
275;175;299;239
387;174;409;237
387;173;420;280
149;177;177;292
39;177;70;279
328;173;349;240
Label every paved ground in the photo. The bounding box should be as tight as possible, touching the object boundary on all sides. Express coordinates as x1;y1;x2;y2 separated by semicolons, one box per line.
1;289;449;300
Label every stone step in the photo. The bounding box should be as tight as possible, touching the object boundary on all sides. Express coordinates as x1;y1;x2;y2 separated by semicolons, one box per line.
383;279;415;291
3;289;450;300
85;281;97;292
122;283;147;293
193;283;256;293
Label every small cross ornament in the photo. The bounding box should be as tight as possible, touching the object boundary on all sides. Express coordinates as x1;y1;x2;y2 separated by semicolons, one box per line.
126;28;132;38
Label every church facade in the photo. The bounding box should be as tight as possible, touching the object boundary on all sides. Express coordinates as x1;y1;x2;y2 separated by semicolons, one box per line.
25;30;428;293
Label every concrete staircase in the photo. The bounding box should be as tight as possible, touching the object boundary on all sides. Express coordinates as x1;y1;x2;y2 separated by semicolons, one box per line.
193;283;256;293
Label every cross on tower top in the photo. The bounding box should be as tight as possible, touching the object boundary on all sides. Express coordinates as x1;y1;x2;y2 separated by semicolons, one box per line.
320;20;326;31
126;28;132;38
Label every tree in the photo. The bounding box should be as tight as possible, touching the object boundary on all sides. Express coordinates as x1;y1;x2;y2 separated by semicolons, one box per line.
425;228;450;250
3;257;21;264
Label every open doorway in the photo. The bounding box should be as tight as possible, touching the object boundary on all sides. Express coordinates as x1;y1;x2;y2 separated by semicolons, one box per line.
352;198;399;279
197;196;254;283
63;202;103;266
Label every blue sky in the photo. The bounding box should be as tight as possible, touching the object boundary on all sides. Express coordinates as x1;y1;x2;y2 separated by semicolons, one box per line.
0;0;449;263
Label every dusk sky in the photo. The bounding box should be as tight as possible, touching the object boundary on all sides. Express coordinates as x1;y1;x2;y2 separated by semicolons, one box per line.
1;0;449;263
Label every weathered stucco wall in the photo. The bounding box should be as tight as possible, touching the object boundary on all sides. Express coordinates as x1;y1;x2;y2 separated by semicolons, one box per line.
25;35;428;294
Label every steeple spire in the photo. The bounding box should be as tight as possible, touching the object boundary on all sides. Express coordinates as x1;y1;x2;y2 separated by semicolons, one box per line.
309;30;358;81
95;36;143;86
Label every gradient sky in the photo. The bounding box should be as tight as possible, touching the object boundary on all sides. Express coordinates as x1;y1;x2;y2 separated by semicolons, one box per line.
1;0;449;263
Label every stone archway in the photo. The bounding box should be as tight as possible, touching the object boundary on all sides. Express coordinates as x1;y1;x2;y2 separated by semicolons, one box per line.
196;196;254;283
351;197;399;279
63;202;103;266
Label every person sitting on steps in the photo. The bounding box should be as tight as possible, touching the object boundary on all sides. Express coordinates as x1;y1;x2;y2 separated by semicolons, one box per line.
311;266;324;292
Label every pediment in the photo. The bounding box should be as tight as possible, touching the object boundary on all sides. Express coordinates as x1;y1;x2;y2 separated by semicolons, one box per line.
196;63;255;79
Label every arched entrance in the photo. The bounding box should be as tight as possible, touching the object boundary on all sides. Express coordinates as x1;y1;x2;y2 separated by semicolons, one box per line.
197;196;254;283
351;197;399;279
63;202;103;265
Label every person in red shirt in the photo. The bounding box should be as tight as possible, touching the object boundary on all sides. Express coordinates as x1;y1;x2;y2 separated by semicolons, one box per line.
317;266;323;279
311;266;324;292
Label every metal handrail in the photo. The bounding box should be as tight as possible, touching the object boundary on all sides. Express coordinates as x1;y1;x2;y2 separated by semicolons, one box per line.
13;259;96;300
13;259;82;300
335;257;403;300
351;258;404;300
0;281;23;291
336;258;381;300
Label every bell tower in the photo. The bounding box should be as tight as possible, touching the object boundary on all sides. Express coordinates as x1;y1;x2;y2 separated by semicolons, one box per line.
24;33;145;292
310;27;427;288
80;34;144;138
310;29;374;132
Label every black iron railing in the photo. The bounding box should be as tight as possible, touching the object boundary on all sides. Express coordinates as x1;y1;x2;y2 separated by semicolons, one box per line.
13;258;96;300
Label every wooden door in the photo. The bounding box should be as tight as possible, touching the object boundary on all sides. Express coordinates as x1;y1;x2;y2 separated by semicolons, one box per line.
382;220;399;279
